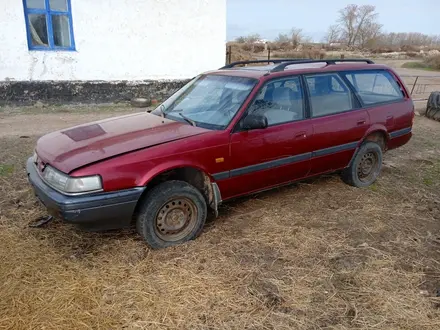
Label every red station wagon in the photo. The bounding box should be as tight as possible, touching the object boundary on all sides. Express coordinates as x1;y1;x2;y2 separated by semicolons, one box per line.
26;59;414;249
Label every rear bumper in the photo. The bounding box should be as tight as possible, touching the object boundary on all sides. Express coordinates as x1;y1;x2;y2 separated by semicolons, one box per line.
26;157;145;231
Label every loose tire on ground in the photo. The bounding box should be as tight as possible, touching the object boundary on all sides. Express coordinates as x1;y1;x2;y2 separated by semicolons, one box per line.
426;91;440;121
130;98;151;108
341;142;383;188
136;180;207;249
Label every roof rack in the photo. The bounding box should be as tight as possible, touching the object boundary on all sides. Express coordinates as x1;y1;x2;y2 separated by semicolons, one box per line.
219;58;311;69
270;58;375;72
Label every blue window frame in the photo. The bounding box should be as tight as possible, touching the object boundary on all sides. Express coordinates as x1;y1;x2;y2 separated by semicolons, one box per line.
22;0;75;51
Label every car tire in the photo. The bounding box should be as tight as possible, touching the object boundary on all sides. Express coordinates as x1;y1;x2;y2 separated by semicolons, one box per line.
341;142;383;188
131;98;150;108
136;180;207;249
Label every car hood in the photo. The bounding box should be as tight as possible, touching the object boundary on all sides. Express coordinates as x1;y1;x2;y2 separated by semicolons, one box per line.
35;112;209;173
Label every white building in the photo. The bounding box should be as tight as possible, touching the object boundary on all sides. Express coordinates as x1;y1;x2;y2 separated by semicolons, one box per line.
0;0;226;103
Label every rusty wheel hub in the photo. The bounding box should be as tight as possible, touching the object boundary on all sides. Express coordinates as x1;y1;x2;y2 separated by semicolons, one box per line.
155;198;197;242
357;152;378;182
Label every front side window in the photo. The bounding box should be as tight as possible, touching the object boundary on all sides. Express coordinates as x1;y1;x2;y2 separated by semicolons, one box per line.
247;76;305;126
344;71;404;105
23;0;75;51
153;75;257;130
306;73;354;117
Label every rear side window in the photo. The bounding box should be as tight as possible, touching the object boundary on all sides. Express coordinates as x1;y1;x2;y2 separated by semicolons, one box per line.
305;73;353;117
344;71;404;105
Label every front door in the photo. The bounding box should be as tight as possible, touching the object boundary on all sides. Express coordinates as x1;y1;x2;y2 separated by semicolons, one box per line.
220;75;314;199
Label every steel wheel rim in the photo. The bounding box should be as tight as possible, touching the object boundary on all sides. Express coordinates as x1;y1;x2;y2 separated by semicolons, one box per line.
357;151;379;183
155;197;198;242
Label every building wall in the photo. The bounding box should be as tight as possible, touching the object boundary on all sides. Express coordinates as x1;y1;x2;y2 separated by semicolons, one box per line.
0;0;226;82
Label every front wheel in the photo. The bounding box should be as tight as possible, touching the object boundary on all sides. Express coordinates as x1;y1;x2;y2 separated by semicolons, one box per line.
136;180;207;249
341;142;383;188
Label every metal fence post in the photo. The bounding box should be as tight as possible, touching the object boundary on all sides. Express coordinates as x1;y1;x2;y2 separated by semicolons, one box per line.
225;46;227;65
410;76;419;95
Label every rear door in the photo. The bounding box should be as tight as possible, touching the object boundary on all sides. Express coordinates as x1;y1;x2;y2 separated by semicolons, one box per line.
343;70;412;136
305;73;370;175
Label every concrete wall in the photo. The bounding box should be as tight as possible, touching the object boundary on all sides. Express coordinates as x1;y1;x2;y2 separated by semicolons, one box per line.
0;0;226;81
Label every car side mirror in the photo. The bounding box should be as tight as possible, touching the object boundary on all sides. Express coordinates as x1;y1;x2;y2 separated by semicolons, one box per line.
242;114;268;130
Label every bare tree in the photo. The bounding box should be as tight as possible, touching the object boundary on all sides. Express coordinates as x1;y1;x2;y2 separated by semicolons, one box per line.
325;24;341;44
235;36;246;43
234;33;262;44
337;4;381;47
331;5;440;49
245;33;262;43
376;32;440;48
290;28;304;48
352;5;378;46
358;21;382;48
338;4;358;46
275;33;290;43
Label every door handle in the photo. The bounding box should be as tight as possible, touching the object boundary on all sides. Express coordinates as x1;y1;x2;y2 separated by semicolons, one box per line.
357;119;366;125
386;115;394;126
295;132;307;139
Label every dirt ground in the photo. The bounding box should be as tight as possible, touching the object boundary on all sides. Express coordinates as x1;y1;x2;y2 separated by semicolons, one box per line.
0;105;138;137
1;106;440;330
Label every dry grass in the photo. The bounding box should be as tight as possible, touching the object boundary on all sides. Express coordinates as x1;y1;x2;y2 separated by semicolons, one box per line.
226;42;262;63
426;55;440;70
402;57;440;71
273;49;327;60
1;110;440;329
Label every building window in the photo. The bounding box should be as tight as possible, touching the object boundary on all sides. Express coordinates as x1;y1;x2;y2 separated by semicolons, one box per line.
23;0;75;51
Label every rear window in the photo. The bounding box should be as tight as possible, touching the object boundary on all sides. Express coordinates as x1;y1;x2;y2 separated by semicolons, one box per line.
344;71;404;105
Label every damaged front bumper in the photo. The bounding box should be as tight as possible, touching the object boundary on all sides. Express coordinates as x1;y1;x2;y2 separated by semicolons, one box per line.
26;157;145;231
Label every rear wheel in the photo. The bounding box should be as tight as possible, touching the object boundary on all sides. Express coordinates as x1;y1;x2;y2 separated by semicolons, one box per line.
341;142;383;188
136;180;207;249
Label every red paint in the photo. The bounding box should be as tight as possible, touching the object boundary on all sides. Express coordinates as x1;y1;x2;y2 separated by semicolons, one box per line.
35;63;414;201
226;120;313;198
36;112;210;174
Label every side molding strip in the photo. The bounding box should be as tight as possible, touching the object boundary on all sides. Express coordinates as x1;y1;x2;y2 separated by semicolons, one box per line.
230;152;311;178
311;141;358;158
212;127;412;182
212;141;362;181
212;171;229;181
389;127;412;139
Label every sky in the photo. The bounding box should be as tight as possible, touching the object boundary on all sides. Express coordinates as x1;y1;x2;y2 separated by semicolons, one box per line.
227;0;438;41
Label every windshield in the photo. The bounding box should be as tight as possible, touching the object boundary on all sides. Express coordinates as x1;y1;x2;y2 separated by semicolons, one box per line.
152;74;257;130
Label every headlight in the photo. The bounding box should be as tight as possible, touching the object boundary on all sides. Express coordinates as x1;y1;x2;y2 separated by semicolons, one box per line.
43;166;102;194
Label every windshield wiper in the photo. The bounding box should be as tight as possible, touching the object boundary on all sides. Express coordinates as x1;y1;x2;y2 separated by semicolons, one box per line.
179;112;196;127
